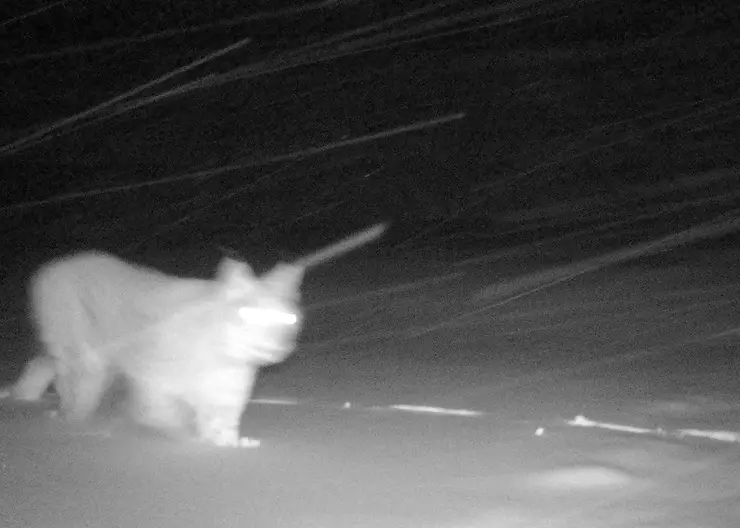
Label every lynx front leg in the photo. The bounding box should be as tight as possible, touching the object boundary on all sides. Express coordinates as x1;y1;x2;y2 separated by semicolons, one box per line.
191;365;258;447
127;377;193;438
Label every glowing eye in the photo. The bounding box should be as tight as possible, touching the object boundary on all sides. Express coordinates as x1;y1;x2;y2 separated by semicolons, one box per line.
273;311;298;325
238;307;298;325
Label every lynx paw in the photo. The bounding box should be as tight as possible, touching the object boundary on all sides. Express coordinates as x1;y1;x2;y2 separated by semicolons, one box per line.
238;437;261;448
200;423;260;448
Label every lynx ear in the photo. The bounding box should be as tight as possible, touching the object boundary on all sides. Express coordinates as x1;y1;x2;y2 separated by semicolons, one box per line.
216;258;258;294
261;263;304;300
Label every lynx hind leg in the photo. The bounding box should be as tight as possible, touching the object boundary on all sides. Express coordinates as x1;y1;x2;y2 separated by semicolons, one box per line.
59;367;112;423
54;344;112;423
191;365;258;447
1;354;57;401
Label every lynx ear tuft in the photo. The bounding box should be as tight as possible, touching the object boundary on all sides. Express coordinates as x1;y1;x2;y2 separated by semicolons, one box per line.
216;258;257;292
262;263;305;299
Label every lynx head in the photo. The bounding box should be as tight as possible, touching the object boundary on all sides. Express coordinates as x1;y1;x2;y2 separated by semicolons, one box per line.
215;258;304;365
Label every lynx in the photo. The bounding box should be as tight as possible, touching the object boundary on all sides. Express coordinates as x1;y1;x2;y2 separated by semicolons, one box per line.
6;251;303;446
2;223;386;447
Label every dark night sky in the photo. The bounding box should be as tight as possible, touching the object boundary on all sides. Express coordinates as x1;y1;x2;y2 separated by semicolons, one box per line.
1;0;739;308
